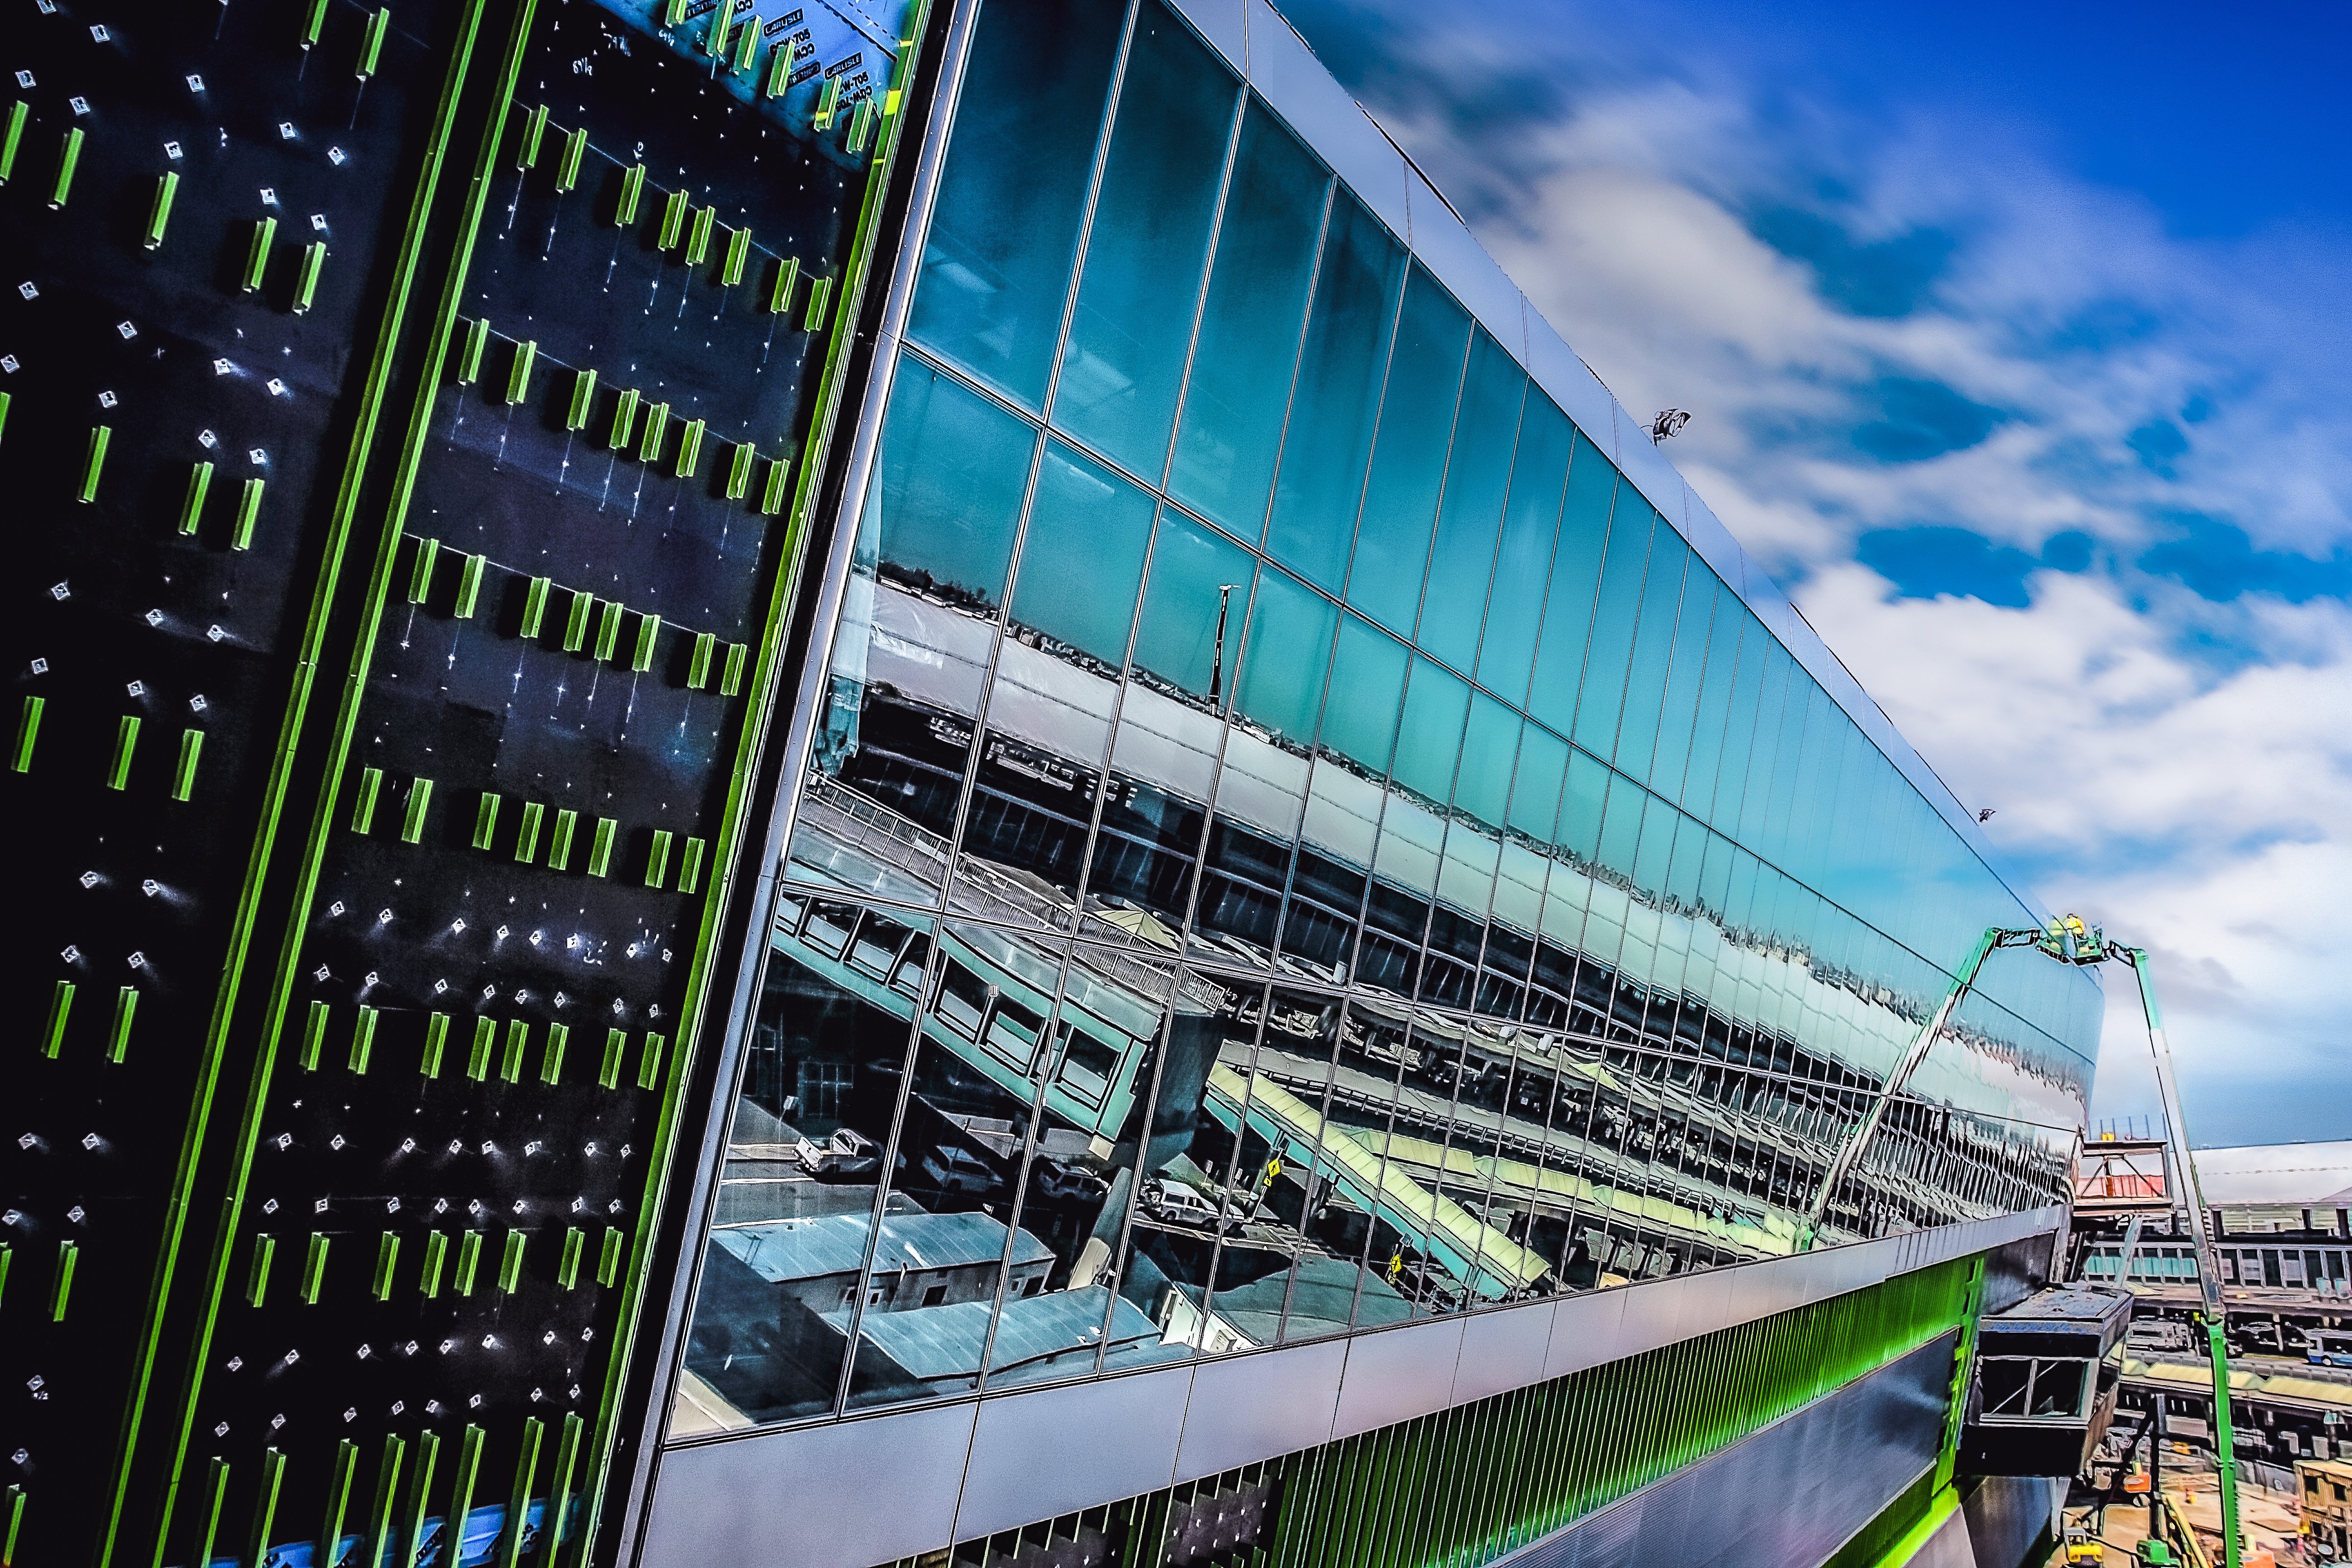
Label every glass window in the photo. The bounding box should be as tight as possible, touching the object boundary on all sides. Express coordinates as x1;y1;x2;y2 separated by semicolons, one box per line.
1129;511;1259;705
906;0;1124;408
1452;692;1521;831
1346;265;1471;635
1507;722;1568;844
872;359;1037;611
1572;500;1658;760
1417;331;1526;674
1392;656;1471;804
1613;529;1689;780
1053;1;1239;479
1007;440;1156;665
1526;431;1616;736
1319;613;1410;775
1235;566;1340;744
1263;195;1408;590
1169;103;1330;537
1475;393;1573;707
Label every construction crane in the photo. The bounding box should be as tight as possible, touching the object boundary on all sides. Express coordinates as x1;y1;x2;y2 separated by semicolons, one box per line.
1794;916;2242;1567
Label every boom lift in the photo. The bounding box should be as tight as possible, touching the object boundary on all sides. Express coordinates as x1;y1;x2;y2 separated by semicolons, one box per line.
1795;916;2242;1567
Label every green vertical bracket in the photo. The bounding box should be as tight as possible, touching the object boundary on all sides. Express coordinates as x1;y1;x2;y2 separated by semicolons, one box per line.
588;816;617;877
246;1447;287;1568
422;1012;449;1077
688;632;715;690
847;95;877;157
419;1232;447;1298
472;790;502;849
453;550;485;616
318;1439;360;1568
677;836;707;895
108;986;138;1063
706;0;733;59
13;695;40;771
617;162;646;227
408;534;441;602
637;1031;667;1090
549;808;578;870
608;387;639;450
733;10;759;73
301;1233;329;1303
804;274;834;332
352;767;382;832
294;242;328;313
172;727;204;800
812;74;841;129
637;399;670;463
397;1432;441;1568
300;999;331;1071
768;255;799;315
50;126;82;209
50;1240;76;1321
596;1229;624;1288
500;1019;528;1082
645;828;673;888
350;1005;377;1073
558;1230;584;1290
42;982;72;1058
514;800;544;863
598;1028;626;1090
356;7;388;78
505;338;537;404
518;102;549;169
467;1016;497;1080
566;367;598;430
3;1486;21;1568
246;1234;274;1307
146;170;179;250
658;187;688;250
232;477;265;550
457;316;490;383
556;125;588;192
593;599;624;661
400;776;433;843
725;440;756;499
760;456;791;515
719;642;747;695
301;0;331;47
631;612;662;672
685;203;715;267
362;1437;405;1568
0;1246;10;1311
107;714;140;789
498;1230;527;1293
764;34;794;97
499;1421;544;1568
562;588;594;652
243;215;276;292
1;100;27;184
79;424;111;503
521;575;551;637
372;1232;400;1301
674;418;705;478
541;1022;568;1084
448;1429;487;1556
547;1414;586;1560
454;1230;483;1296
197;1460;231;1568
722;224;751;285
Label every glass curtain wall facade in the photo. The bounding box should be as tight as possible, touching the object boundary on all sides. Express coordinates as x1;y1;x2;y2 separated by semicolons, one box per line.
668;0;2102;1439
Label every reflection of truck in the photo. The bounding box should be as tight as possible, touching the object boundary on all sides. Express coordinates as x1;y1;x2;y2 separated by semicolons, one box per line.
1140;1178;1229;1233
794;1127;887;1181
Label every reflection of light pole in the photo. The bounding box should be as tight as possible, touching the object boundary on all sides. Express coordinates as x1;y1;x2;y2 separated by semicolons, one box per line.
1207;583;1236;706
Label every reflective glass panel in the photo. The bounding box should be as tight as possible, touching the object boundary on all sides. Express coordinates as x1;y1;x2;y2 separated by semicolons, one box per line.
1346;265;1471;635
906;0;1124;408
1475;393;1573;706
1416;331;1526;673
1054;1;1238;479
1526;431;1617;736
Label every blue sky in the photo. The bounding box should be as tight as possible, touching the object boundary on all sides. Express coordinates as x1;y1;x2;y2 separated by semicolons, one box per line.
1281;0;2352;1146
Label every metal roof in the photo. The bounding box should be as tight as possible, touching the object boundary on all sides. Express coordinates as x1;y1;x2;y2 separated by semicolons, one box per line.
837;1285;1182;1385
711;1209;1054;1284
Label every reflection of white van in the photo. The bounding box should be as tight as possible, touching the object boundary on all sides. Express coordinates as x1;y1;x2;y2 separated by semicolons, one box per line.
1141;1178;1225;1232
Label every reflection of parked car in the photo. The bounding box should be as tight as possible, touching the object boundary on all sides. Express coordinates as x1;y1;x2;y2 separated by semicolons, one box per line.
1141;1178;1228;1232
1028;1157;1109;1205
919;1145;999;1197
794;1127;887;1181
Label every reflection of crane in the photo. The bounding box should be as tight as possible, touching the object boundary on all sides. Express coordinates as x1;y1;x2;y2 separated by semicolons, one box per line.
1797;915;2242;1566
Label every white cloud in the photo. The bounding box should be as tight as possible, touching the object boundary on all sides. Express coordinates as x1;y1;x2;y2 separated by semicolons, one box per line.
1316;3;2352;1140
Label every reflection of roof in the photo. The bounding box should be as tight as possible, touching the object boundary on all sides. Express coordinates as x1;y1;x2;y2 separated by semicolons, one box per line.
711;1210;1052;1284
2193;1142;2352;1207
834;1284;1178;1383
1188;1254;1411;1344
